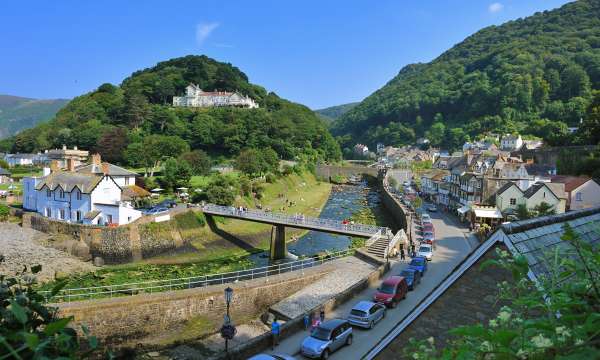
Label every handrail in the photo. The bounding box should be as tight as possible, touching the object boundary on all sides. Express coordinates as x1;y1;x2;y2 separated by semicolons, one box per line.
201;204;387;235
42;249;355;303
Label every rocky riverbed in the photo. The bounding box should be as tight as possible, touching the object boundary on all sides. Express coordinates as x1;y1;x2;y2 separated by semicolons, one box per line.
0;223;95;282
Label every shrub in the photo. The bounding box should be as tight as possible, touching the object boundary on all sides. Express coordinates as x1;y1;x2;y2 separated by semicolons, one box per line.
0;204;9;221
265;173;277;183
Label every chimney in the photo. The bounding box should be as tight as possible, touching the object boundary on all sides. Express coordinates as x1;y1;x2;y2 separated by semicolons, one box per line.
101;162;110;176
73;146;78;150
42;167;51;176
62;144;67;150
49;160;59;173
67;158;76;172
91;153;101;166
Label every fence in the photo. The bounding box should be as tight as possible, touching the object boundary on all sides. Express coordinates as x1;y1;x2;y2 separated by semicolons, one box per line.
42;249;355;303
202;203;387;235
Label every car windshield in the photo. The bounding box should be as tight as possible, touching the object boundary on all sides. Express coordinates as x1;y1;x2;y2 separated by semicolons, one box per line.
419;246;431;252
410;259;424;266
311;327;331;341
350;309;367;317
379;283;396;294
400;271;414;279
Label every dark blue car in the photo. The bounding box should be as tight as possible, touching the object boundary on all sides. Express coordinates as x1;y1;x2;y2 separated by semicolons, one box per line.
408;256;428;276
399;268;421;290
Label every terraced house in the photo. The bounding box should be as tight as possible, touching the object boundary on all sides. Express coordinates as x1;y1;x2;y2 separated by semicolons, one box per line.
23;159;142;225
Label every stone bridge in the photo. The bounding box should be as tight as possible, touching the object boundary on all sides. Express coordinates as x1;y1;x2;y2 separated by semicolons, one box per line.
315;164;380;180
201;204;389;260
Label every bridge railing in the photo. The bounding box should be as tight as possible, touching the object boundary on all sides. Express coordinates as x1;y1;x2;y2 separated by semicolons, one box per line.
41;249;355;303
202;204;386;235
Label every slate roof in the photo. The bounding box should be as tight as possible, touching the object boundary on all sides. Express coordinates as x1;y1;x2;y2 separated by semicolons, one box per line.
502;207;600;280
496;181;519;196
35;171;103;193
76;163;137;177
0;167;11;176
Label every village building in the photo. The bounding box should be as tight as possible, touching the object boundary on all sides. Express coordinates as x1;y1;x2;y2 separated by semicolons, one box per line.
353;143;369;156
22;160;143;226
0;167;11;184
495;181;566;216
500;134;523;151
551;175;600;211
46;145;89;168
4;153;37;167
173;84;259;109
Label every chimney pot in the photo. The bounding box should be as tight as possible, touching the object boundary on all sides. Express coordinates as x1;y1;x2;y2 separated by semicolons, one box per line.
62;145;67;150
101;162;110;176
67;158;76;172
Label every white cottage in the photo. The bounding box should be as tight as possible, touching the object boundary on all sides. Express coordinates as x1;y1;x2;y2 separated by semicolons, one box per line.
23;162;142;225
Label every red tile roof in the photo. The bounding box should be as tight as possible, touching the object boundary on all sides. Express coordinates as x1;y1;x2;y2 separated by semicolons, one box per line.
551;175;591;193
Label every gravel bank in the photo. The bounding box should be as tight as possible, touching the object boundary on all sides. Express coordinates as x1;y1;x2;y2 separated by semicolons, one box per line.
0;223;95;282
270;256;376;319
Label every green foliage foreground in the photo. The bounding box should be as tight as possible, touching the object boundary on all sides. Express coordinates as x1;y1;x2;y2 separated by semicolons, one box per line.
406;223;600;359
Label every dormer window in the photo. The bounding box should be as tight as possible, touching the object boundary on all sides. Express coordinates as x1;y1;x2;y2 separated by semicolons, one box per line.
59;189;64;198
46;189;51;198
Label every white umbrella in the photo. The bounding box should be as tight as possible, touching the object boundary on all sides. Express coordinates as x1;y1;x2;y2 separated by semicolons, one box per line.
151;188;163;192
176;187;188;190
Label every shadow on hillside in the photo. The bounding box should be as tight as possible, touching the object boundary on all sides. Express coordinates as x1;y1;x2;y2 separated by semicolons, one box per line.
205;215;263;253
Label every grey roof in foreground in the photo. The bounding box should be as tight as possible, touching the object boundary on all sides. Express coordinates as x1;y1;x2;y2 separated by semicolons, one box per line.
502;206;600;280
76;163;137;176
0;167;11;176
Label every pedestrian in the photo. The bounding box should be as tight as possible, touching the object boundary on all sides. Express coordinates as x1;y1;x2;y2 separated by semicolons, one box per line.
400;247;405;260
304;312;311;331
319;309;325;323
271;319;280;349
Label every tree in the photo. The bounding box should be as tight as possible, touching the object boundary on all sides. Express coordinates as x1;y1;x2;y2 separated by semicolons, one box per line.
206;183;235;206
0;159;9;169
96;127;129;164
580;90;600;144
163;157;192;191
235;148;264;177
123;90;150;129
426;122;446;147
0;261;98;358
0;204;9;221
180;150;211;176
533;201;556;217
516;203;531;220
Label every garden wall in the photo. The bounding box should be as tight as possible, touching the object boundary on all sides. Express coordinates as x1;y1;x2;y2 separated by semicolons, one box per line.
22;210;205;264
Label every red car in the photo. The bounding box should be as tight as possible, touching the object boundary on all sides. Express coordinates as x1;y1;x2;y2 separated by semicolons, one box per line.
422;223;434;232
373;276;408;308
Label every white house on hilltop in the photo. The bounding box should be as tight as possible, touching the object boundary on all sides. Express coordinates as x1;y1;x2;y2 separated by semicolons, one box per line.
500;134;523;151
173;84;259;109
23;160;142;226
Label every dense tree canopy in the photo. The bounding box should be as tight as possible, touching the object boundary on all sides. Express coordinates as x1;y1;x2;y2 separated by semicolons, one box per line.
332;0;600;151
4;55;341;164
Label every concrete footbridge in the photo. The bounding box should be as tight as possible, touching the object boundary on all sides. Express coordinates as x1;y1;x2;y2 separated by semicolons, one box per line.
201;204;391;260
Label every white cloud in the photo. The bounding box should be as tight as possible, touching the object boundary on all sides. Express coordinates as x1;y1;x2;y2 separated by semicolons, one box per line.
488;2;504;13
196;22;219;46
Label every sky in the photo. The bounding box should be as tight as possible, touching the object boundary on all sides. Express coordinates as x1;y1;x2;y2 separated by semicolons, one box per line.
0;0;572;109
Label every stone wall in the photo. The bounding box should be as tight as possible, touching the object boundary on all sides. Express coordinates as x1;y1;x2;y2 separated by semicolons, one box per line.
514;145;598;166
22;210;204;264
54;265;331;345
380;175;408;231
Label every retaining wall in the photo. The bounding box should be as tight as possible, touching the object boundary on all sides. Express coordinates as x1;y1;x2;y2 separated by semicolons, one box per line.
380;175;408;231
22;210;204;264
55;264;331;345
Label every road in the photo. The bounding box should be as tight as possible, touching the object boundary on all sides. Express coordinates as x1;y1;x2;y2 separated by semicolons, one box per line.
266;203;477;360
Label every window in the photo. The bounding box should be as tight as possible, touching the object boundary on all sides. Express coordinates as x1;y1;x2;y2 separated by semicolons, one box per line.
46;189;51;198
59;189;64;198
59;209;65;220
107;214;113;224
75;211;82;222
45;208;51;217
76;190;82;200
510;198;516;205
576;192;583;201
543;191;546;198
125;177;130;185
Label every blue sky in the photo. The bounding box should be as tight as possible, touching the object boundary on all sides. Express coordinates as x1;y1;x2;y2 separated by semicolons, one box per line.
0;0;571;109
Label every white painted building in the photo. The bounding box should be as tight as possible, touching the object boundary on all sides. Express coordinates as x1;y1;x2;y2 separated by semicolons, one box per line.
23;162;142;226
551;176;600;211
500;134;523;151
4;153;36;167
173;84;258;109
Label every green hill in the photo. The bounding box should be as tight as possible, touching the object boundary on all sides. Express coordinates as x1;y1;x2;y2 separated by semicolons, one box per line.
0;95;68;139
1;55;341;163
314;102;359;123
332;0;600;151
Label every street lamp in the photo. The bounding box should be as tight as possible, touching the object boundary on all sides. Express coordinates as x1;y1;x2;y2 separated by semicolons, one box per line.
221;287;236;355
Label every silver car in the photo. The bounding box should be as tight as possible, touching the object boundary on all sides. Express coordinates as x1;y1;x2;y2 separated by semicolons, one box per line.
301;319;352;359
347;300;386;329
417;244;433;261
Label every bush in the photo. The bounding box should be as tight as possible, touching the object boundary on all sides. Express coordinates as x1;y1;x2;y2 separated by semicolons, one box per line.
0;204;9;221
265;173;277;183
0;262;98;358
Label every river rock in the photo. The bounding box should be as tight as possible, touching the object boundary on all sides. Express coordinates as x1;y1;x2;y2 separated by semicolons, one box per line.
93;256;105;267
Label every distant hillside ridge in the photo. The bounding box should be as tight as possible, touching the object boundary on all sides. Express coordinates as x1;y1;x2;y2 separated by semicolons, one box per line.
0;95;68;139
332;0;600;151
0;55;341;163
315;102;359;123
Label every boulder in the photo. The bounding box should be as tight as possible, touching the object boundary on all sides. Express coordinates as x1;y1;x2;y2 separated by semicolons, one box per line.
93;256;105;267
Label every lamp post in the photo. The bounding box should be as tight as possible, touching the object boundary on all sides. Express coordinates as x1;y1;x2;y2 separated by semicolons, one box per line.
221;287;236;355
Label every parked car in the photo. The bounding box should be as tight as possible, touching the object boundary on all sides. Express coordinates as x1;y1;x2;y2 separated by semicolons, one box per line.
158;199;178;208
423;231;435;240
373;276;408;308
347;301;386;329
301;319;353;359
408;256;428;276
248;354;296;360
427;205;437;212
143;207;168;215
399;268;421;290
422;222;434;230
417;244;433;261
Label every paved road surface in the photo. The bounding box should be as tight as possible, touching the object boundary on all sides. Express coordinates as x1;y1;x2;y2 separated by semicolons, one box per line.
265;205;476;359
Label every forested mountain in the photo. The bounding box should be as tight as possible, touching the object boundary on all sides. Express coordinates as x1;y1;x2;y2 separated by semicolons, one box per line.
332;0;600;151
0;55;341;164
0;95;68;139
314;102;359;123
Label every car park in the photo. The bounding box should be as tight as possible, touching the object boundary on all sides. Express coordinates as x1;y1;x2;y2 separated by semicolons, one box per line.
248;354;296;360
399;268;421;290
347;301;386;329
301;319;353;359
417;244;433;261
373;276;408;308
408;256;428;276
